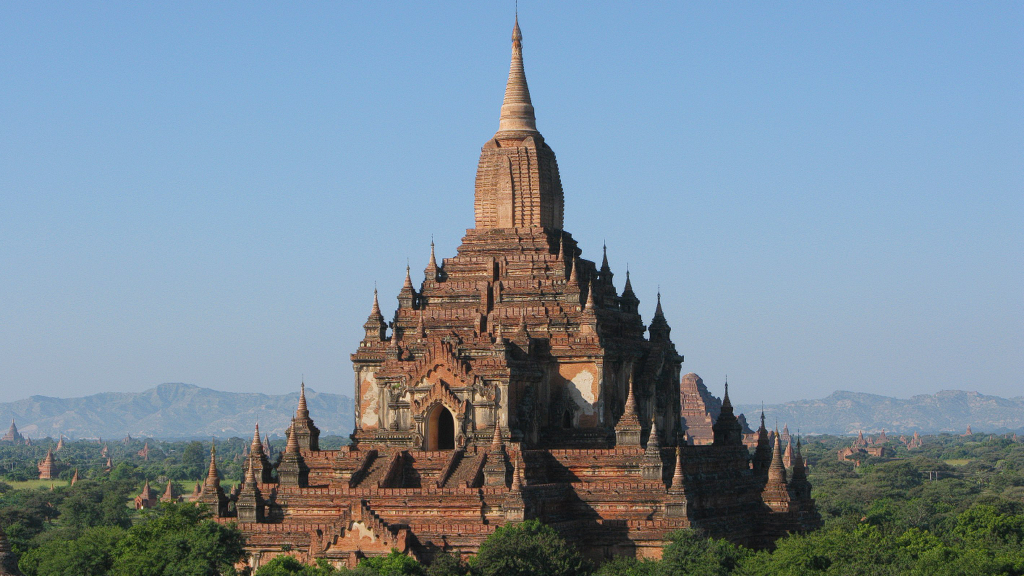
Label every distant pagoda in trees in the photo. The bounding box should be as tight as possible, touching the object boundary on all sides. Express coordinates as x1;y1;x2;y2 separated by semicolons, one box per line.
37;448;59;480
1;420;23;444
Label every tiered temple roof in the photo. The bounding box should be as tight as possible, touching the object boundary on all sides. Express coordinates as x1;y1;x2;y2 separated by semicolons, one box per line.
1;420;23;444
134;481;159;510
37;448;58;480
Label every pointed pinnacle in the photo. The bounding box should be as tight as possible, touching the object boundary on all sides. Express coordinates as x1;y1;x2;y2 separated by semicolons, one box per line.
768;428;786;482
510;455;523;492
491;422;503;449
584;279;596;311
671;447;685;490
252;422;262;449
286;422;300;454
298;381;308;414
497;15;536;136
647;417;660;449
426;240;438;278
206;441;219;486
245;457;257;486
622;372;639;422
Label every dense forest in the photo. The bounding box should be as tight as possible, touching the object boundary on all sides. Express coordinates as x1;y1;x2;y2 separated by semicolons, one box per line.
1;432;1022;575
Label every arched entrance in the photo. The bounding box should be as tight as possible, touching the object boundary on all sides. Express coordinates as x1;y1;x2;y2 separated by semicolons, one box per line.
426;405;456;450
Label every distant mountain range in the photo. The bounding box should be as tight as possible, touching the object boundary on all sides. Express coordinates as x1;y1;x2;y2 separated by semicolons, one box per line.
1;384;1020;440
736;390;1024;436
0;383;354;440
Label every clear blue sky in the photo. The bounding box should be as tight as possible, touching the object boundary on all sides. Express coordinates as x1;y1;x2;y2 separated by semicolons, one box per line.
1;2;1021;405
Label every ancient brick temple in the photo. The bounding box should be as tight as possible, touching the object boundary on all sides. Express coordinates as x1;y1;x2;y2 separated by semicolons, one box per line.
37;448;58;481
1;420;24;444
221;19;820;569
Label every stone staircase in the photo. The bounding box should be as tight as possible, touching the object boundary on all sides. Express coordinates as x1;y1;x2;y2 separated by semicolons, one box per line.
446;449;487;488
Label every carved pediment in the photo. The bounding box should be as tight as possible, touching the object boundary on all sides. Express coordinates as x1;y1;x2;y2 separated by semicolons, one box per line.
406;340;472;387
412;379;467;416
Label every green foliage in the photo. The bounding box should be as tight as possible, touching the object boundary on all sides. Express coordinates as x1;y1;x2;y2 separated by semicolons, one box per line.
592;556;659;576
56;479;132;533
424;551;469;576
255;555;348;576
180;441;209;481
19;526;125;576
0;488;62;553
471;519;591;576
108;501;246;576
659;530;749;576
358;549;425;576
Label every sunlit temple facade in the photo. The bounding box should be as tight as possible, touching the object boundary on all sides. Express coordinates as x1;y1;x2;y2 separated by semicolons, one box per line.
200;19;821;569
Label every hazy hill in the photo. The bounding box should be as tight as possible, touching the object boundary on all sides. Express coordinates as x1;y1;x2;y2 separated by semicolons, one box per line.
0;383;353;440
736;390;1024;435
3;384;1020;440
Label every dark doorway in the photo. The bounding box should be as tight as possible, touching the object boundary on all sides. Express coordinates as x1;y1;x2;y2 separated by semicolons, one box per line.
436;408;455;450
563;410;572;429
427;405;456;450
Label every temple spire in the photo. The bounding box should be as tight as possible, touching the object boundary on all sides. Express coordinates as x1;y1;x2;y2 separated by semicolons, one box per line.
162;479;175;502
297;381;308;417
622;375;639;422
792;436;807;480
768;428;787;484
670;447;685;492
752;406;772;475
496;15;537;136
615;371;643;446
584;279;596;311
205;440;220;488
645;416;661;454
649;290;671;341
398;264;416;309
245;457;257;486
509;456;523;492
425;240;439;281
491;422;503;449
286;423;300;454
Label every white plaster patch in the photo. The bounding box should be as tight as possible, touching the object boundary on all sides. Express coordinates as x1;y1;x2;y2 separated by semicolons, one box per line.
570;370;596;416
348;521;377;543
360;378;379;428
